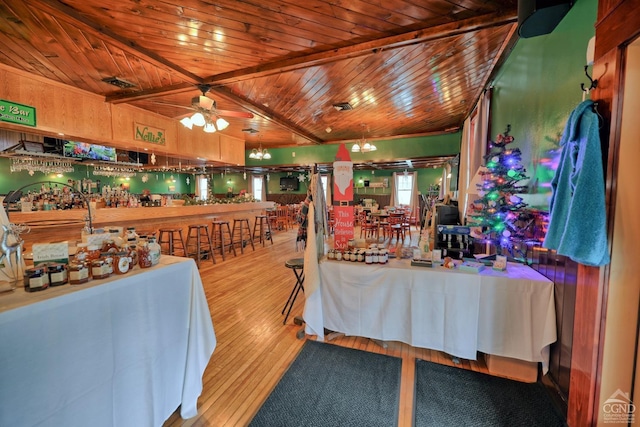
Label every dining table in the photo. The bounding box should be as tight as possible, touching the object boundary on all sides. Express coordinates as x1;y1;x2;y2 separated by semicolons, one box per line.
0;255;216;427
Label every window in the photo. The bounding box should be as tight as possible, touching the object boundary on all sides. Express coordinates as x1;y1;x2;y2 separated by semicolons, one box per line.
198;176;208;201
320;175;330;205
396;173;414;206
252;176;263;201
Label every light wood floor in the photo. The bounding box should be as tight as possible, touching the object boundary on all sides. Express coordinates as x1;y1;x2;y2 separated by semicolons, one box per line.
163;226;489;427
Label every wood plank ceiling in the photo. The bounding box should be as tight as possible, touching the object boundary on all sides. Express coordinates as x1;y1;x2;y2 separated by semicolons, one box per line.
0;0;518;170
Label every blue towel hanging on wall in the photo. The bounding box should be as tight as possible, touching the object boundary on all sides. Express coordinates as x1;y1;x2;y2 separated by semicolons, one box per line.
543;99;610;266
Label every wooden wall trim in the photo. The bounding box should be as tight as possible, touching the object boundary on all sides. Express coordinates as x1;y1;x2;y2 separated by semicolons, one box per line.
565;1;638;423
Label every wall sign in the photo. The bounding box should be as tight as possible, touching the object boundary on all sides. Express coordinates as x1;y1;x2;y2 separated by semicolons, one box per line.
333;143;354;249
0;99;36;127
134;122;166;145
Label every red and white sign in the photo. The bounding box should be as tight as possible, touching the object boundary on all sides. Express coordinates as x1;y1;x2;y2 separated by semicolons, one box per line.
333;143;354;249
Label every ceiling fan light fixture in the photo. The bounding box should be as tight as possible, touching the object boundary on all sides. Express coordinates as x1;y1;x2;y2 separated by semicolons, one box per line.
262;150;271;160
180;117;193;129
351;143;361;152
216;117;229;131
203;122;217;133
249;149;258;159
191;112;206;127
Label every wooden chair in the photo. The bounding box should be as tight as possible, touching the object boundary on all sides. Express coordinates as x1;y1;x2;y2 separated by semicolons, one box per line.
359;211;377;239
275;205;290;231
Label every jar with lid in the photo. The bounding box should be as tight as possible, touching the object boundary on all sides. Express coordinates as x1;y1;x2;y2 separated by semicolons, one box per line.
91;260;110;279
137;241;152;269
87;244;102;262
47;263;68;286
335;251;343;261
147;237;161;266
75;243;89;263
365;250;373;264
125;227;138;242
349;251;357;262
379;249;388;264
371;249;379;264
24;266;49;292
327;249;335;260
68;262;89;285
127;244;138;268
356;250;364;262
113;252;131;275
101;253;114;274
101;239;119;254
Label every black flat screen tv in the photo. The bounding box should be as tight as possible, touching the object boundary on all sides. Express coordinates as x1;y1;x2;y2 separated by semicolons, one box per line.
280;176;299;191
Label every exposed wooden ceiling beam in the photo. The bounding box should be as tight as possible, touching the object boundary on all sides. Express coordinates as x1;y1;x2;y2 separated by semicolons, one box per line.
27;0;203;84
106;10;517;104
204;10;518;85
210;86;324;145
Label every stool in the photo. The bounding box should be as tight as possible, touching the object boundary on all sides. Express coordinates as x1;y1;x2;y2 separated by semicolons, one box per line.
157;228;186;257
231;218;255;254
211;220;236;261
186;224;216;266
252;215;273;246
283;258;304;325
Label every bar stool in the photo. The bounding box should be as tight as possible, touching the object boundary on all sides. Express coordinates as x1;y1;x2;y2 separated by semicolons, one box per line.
186;224;216;266
283;258;304;325
252;214;273;246
211;220;236;261
157;228;186;257
231;218;255;254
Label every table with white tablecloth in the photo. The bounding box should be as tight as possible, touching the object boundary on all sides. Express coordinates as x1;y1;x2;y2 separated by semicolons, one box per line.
304;258;556;372
0;256;216;427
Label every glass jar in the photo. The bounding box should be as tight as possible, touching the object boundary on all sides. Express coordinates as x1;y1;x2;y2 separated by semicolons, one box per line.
372;249;379;263
127;244;138;268
75;243;89;263
113;252;131;275
101;253;114;275
379;249;388;264
335;251;342;261
327;249;335;260
68;262;89;285
91;260;110;279
365;250;372;264
87;244;102;262
101;239;119;254
137;241;152;269
47;263;68;286
147;237;161;266
24;267;49;292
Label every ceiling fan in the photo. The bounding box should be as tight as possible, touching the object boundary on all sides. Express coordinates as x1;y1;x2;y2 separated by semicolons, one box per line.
154;84;254;133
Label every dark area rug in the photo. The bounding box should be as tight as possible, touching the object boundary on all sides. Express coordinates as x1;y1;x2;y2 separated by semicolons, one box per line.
414;359;567;427
249;340;401;427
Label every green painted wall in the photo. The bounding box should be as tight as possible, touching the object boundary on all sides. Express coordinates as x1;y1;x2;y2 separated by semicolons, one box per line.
0;157;193;196
491;0;597;209
245;132;461;167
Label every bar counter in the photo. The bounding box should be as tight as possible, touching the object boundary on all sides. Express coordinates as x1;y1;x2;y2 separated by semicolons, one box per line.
8;201;276;251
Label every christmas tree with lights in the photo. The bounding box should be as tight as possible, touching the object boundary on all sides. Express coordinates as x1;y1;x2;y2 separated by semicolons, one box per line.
467;125;530;258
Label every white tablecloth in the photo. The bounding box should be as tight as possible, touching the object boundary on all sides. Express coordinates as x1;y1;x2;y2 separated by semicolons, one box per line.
305;259;556;372
0;256;216;427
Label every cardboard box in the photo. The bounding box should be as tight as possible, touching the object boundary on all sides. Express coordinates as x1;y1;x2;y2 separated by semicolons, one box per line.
484;353;539;383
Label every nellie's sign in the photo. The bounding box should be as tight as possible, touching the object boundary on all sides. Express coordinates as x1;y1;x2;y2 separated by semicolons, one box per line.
134;122;166;145
0;99;36;127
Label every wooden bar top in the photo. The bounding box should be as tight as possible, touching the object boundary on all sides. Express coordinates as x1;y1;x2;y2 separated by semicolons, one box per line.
8;201;276;251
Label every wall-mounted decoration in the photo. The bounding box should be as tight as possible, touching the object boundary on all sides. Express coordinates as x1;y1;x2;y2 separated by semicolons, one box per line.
0;99;36;127
134;122;166;145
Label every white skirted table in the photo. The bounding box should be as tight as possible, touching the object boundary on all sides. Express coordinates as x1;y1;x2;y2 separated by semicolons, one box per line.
304;258;556;373
0;256;216;427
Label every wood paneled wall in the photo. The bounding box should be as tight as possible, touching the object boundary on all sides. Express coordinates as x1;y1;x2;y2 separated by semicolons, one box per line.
529;247;577;417
0;64;244;164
